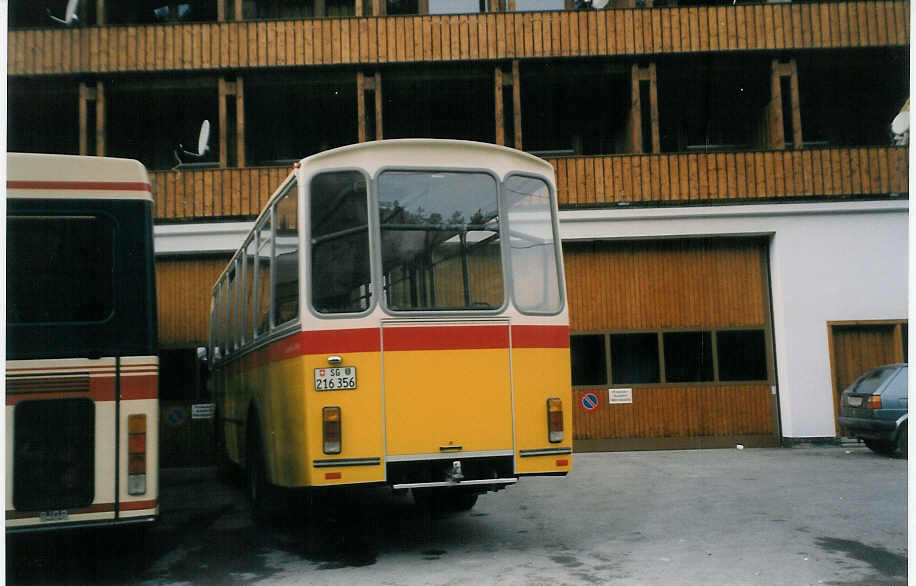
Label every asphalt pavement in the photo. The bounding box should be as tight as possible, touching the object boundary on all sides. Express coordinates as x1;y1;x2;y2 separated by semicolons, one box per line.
6;444;908;585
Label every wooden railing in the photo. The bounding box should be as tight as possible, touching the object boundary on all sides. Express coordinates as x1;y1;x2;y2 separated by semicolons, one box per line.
10;1;908;75
150;147;908;221
548;146;908;207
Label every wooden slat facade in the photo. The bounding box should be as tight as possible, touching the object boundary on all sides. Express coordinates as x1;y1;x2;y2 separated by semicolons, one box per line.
156;257;231;346
564;238;777;445
9;1;909;75
563;238;767;331
149;147;908;221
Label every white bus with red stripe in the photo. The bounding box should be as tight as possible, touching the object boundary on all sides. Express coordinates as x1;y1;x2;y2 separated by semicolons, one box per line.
6;153;159;532
209;140;573;514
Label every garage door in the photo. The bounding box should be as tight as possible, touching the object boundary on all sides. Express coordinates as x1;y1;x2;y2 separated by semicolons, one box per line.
565;237;779;451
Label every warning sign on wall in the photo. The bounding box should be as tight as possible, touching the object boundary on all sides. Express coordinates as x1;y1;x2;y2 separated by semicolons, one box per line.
609;388;633;404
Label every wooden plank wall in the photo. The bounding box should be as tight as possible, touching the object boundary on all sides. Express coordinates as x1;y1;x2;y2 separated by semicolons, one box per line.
573;384;775;439
830;323;903;392
156;257;231;346
151;166;291;220
149;147;907;221
563;238;766;332
550;146;908;207
9;1;908;75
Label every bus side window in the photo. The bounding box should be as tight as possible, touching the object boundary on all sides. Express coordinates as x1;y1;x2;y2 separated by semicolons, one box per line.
227;264;238;353
211;281;223;361
310;171;371;314
273;181;299;326
244;237;257;342
255;214;273;336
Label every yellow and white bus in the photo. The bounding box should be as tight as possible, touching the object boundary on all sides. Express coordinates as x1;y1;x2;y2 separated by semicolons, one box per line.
6;153;159;532
209;139;572;512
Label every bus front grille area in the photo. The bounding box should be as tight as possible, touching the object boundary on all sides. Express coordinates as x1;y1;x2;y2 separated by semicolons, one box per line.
13;398;95;512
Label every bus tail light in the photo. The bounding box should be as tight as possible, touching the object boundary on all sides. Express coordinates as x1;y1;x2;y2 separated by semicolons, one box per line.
127;414;147;495
547;398;564;443
323;407;342;454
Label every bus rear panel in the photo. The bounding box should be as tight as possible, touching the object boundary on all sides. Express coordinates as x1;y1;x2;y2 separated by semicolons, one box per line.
6;153;159;533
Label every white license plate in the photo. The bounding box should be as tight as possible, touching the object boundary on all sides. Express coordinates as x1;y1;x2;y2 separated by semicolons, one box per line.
40;510;69;522
847;396;863;407
314;367;357;391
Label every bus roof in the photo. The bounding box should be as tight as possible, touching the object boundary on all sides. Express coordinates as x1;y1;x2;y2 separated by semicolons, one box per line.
297;139;555;180
7;152;153;201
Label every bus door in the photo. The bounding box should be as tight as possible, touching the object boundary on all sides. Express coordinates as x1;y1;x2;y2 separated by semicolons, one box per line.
381;320;514;460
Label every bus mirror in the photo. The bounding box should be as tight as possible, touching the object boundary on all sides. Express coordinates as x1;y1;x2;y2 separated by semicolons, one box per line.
196;347;209;363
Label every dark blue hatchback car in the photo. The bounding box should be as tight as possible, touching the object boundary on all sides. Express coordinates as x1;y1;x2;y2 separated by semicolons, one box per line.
838;364;908;457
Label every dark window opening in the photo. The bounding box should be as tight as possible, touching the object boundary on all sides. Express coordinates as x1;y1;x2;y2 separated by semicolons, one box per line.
10;0;97;28
779;76;794;149
8;80;79;155
716;330;767;382
107;80;218;171
246;75;358;166
611;333;660;384
106;0;217;24
160;349;209;401
8;215;114;324
387;0;419;14
383;67;494;143
658;57;770;152
571;334;607;386
521;61;629;156
639;80;653;153
14;399;94;511
797;50;908;147
663;331;714;383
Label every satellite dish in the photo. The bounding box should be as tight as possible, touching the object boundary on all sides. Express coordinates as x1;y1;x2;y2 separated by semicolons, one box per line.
172;120;212;169
196;120;211;157
48;0;80;25
891;111;909;136
592;0;610;8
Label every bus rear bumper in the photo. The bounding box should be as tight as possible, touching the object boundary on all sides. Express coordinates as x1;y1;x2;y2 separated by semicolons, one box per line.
5;514;158;535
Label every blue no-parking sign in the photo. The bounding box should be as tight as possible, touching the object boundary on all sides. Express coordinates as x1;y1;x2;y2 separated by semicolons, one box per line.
580;391;600;411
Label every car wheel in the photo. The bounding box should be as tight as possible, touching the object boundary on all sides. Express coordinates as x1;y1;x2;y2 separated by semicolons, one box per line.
864;439;896;454
897;424;908;459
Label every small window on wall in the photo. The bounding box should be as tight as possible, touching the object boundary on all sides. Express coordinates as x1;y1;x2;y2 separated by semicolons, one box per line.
717;330;768;382
570;335;607;386
663;331;714;383
611;333;660;384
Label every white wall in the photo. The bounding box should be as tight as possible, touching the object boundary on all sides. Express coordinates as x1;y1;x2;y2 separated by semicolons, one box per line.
559;200;909;439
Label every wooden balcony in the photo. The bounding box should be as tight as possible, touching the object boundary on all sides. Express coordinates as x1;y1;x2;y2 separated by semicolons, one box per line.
149;146;908;221
10;1;908;76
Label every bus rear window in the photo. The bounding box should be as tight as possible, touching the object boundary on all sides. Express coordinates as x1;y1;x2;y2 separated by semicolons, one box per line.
378;171;503;311
7;215;115;324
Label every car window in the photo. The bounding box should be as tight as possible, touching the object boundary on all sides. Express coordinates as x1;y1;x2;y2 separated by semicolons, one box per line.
882;367;907;399
850;366;899;395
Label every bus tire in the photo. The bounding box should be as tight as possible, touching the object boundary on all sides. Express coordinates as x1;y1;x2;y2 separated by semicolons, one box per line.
246;416;270;521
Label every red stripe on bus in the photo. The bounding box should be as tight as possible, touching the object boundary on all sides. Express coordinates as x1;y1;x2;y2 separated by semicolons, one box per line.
383;325;510;351
120;375;158;401
119;499;158;511
268;328;382;361
6;377;116;405
7;180;152;193
511;325;570;349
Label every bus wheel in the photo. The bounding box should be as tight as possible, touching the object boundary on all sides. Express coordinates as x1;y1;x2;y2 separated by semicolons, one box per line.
246;419;269;520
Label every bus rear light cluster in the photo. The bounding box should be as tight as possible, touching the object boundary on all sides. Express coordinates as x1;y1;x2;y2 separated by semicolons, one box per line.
323;407;342;454
547;398;564;443
127;414;147;495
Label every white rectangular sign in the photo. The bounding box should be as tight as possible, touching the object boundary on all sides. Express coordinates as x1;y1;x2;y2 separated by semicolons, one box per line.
191;403;215;419
608;388;633;404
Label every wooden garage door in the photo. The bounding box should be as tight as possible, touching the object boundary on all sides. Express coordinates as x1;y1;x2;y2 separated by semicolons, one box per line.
828;321;907;428
155;257;230;347
565;238;779;451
